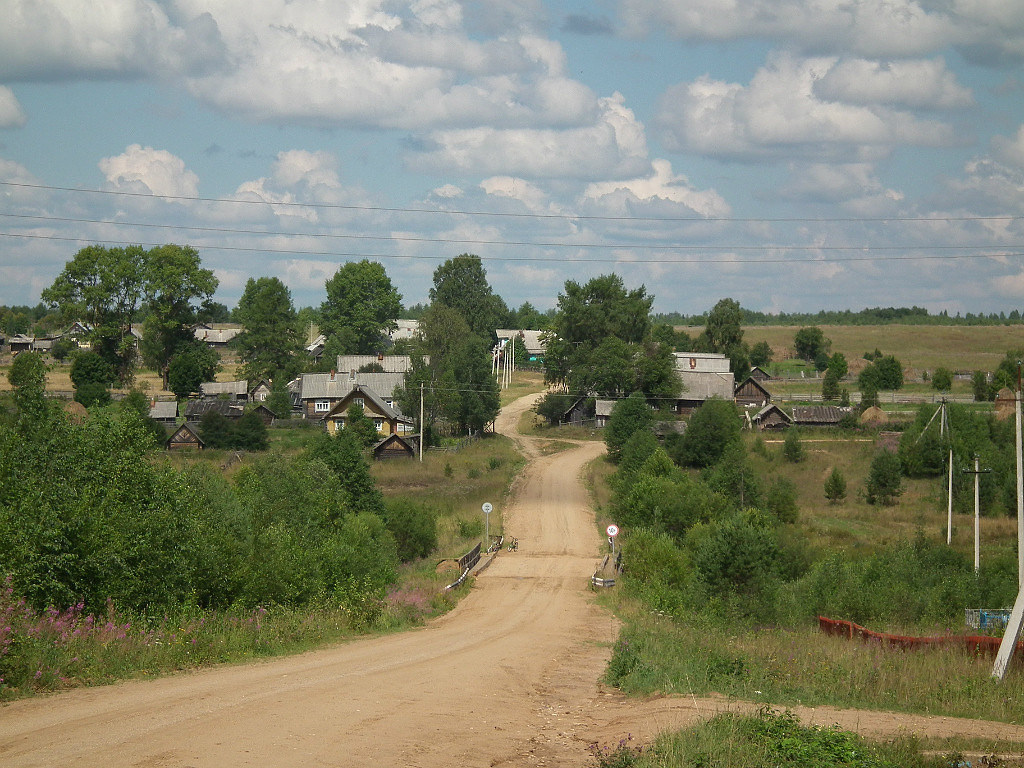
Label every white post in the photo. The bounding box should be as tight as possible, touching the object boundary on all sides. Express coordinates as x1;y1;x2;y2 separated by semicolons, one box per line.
419;382;424;463
1016;383;1023;587
975;454;981;573
993;587;1024;680
947;447;953;545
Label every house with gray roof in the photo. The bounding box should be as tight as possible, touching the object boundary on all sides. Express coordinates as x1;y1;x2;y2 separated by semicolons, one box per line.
200;380;249;399
298;369;407;419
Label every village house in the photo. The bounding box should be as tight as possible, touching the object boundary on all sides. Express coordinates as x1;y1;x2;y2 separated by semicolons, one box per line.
734;376;772;408
148;399;179;425
371;433;419;460
249;380;272;403
673;352;735;414
200;380;249;400
194;323;243;348
298;369;406;419
322;384;415;438
165;422;204;450
750;403;794;430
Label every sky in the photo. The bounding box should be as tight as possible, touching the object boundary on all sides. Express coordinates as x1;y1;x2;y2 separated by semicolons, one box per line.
1;0;1023;318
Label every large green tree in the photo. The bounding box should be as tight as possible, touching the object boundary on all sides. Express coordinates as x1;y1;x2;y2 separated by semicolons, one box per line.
544;274;677;401
429;254;508;341
233;276;301;382
695;298;751;381
321;260;402;356
41;245;147;383
140;244;219;387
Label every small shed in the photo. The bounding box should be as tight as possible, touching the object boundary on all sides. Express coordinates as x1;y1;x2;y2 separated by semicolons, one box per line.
372;433;418;460
251;404;277;426
595;399;615;428
750;366;772;382
166;422;205;450
751;403;793;430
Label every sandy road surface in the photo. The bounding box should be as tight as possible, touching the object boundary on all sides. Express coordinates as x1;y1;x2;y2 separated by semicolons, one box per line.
3;393;1024;767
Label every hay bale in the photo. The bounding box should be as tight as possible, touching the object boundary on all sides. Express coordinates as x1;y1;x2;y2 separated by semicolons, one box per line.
859;406;887;425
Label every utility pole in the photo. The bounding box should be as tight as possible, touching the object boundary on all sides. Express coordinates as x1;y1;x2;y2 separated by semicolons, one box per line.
963;455;992;572
419;382;424;463
1017;362;1023;586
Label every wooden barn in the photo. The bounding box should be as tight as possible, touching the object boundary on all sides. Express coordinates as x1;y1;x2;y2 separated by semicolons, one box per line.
166;422;204;450
751;403;793;430
734;376;772;408
372;433;419;460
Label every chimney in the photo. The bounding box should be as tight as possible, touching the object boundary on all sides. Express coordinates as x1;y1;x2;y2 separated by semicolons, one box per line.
350;369;356;380
330;369;336;381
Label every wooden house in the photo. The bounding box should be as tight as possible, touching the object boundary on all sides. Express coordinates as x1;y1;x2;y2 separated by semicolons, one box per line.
194;324;243;347
791;405;851;427
561;396;592;426
184;399;245;421
149;399;179;424
251;404;277;426
734;376;772;408
298;370;406;419
249;379;272;403
673;352;734;414
323;384;415;438
372;433;419;460
750;366;772;382
200;380;249;400
166;422;204;450
751;403;793;430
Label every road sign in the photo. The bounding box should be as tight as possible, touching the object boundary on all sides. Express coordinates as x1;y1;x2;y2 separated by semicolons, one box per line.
606;524;619;537
482;502;493;514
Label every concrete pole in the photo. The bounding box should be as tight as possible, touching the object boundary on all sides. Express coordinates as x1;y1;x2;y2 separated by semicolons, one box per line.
975;454;981;573
419;382;424;463
947;447;953;545
1017;365;1023;587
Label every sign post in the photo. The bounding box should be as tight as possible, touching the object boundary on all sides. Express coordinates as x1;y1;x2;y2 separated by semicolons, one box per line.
606;524;619;555
482;502;493;549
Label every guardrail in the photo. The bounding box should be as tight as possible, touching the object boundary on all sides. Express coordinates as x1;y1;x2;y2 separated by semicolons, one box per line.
591;551;622;589
444;542;482;591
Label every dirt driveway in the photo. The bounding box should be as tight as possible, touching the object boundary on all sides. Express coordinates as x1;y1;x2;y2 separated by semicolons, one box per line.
2;393;1024;767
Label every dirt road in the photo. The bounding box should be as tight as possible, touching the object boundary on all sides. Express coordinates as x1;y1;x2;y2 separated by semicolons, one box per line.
3;393;1024;767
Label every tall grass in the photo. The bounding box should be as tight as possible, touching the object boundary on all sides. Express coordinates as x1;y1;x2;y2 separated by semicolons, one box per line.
601;595;1024;724
616;708;948;768
0;568;458;701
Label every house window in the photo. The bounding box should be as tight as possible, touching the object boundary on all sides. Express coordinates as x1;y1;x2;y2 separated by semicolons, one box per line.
314;400;330;413
354;397;364;407
374;418;384;431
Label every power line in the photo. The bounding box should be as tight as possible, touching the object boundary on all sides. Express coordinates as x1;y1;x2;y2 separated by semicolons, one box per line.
2;212;1021;253
2;180;1022;225
3;230;1022;264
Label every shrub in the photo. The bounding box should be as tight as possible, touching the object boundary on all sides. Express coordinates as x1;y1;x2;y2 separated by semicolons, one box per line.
865;451;903;505
824;468;847;504
782;427;805;463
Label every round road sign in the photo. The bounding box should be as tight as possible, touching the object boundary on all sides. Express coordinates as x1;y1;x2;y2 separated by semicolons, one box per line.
482;502;493;514
606;524;619;537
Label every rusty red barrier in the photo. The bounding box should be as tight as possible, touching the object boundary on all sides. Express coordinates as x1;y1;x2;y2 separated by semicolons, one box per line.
818;616;1022;661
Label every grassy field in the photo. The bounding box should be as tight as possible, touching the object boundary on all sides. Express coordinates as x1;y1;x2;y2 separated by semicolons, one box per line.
673;324;1024;377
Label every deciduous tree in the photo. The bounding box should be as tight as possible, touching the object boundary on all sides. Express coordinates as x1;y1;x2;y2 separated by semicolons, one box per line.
233;276;300;382
429;254;508;341
321;260;402;356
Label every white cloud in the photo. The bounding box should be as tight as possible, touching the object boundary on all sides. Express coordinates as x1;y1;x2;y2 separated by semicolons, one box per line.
0;1;223;80
480;176;552;212
992;125;1024;171
619;0;1023;60
174;1;592;131
814;58;973;110
0;86;27;128
408;92;648;179
777;163;904;211
656;53;957;161
98;145;199;198
583;159;730;218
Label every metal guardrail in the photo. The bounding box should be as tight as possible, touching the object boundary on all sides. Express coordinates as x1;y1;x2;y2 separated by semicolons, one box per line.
591;552;622;589
444;543;483;591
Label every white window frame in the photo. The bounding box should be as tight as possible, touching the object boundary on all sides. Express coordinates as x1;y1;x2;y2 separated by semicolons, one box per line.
314;400;330;413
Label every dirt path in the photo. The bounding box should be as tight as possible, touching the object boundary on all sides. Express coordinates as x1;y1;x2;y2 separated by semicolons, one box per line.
2;393;1024;767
